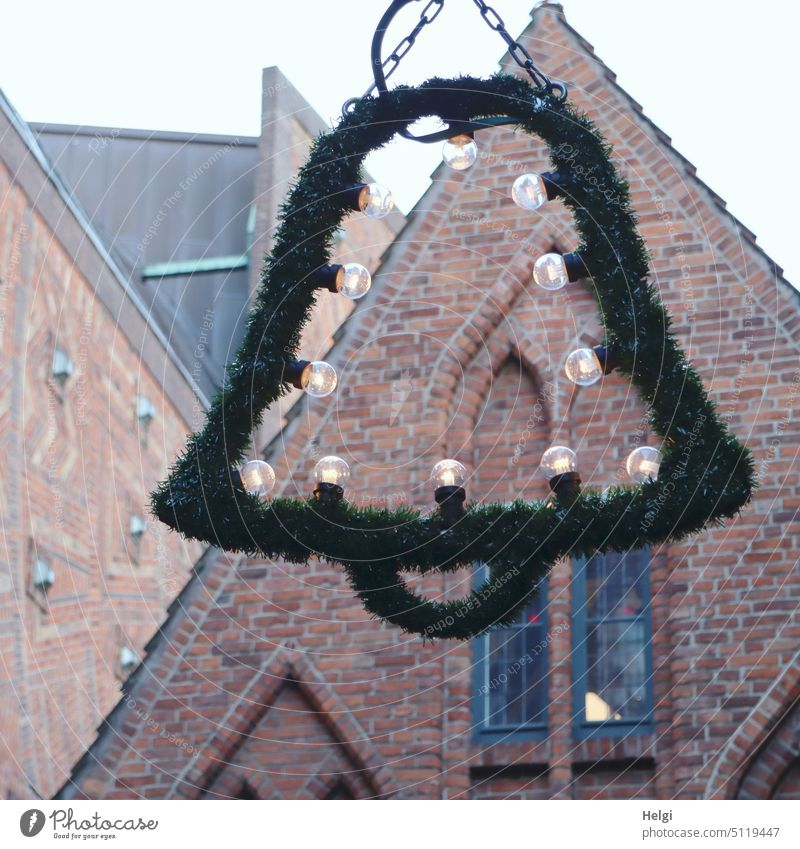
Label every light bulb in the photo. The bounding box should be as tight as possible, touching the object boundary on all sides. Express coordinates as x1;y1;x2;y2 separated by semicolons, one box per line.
540;446;578;478
314;455;351;487
301;361;337;397
358;183;394;219
336;263;372;300
565;348;603;386
239;460;276;500
442;134;478;170
431;459;468;489
511;172;548;210
626;446;661;484
533;253;569;290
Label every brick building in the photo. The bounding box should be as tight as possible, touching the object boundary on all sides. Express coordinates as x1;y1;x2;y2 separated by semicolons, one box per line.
0;67;398;799
56;4;798;799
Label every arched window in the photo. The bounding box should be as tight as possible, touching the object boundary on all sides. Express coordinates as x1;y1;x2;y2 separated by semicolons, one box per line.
469;355;552;740
572;549;653;736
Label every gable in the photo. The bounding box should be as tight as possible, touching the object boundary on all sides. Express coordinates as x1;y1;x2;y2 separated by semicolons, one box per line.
267;2;797;503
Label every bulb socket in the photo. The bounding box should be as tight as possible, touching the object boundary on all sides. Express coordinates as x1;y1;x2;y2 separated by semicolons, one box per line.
283;359;311;390
434;485;466;526
313;481;344;505
343;184;368;212
548;471;582;505
563;252;589;282
593;345;618;375
541;171;564;201
312;264;343;293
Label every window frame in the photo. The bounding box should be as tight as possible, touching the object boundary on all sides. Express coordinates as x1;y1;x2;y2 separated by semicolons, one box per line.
471;564;549;743
571;548;654;739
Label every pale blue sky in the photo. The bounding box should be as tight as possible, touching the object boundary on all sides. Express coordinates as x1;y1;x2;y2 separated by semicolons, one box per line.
2;0;797;283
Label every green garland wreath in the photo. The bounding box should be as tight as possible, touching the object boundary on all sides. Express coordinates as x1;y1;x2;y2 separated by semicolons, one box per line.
151;74;755;640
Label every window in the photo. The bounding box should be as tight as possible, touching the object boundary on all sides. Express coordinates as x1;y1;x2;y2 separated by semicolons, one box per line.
473;568;548;741
572;549;653;736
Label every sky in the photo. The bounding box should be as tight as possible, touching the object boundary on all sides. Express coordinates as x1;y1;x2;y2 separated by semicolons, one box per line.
1;0;798;284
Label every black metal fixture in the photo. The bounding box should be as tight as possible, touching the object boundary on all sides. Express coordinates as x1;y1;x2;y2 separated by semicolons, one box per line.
311;263;373;300
539;446;581;505
548;471;582;505
563;252;589;282
431;459;468;526
540;171;565;201
435;484;466;526
283;359;311;390
342;0;567;128
313;456;350;505
312;265;344;293
593;345;618;375
343;183;395;219
314;481;345;505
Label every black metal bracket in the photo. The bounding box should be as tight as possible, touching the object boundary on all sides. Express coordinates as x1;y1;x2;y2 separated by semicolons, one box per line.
593;345;618;375
435;484;466;526
541;171;564;200
283;360;310;390
564;252;589;283
361;0;565;142
314;482;344;505
312;264;343;293
548;471;581;505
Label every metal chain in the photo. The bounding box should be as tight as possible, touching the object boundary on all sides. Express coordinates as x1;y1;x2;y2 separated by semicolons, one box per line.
342;0;445;115
471;0;562;93
342;0;565;117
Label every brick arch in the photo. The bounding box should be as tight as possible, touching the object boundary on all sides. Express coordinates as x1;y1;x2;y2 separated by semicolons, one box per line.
445;320;550;462
173;648;394;799
567;369;651;491
774;759;800;799
703;654;800;798
736;695;800;799
472;354;553;504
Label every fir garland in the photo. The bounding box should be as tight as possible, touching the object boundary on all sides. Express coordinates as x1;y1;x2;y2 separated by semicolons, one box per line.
151;75;755;640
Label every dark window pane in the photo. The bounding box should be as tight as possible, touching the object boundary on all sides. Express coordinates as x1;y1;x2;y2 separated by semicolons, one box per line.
477;579;548;731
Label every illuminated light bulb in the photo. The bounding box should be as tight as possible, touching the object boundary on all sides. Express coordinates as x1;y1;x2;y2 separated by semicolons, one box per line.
301;361;337;397
442;134;478;170
565;348;604;386
336;263;372;300
431;459;468;488
626;446;662;484
511;172;548;210
358;183;394;219
533;253;569;290
540;446;578;478
239;460;276;500
431;459;467;526
314;455;350;486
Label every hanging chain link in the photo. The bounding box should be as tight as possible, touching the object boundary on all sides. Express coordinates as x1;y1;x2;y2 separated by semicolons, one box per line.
471;0;561;92
342;0;444;114
342;0;564;117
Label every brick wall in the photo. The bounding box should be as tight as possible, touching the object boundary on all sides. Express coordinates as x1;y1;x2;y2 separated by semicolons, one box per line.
0;132;203;797
58;4;799;800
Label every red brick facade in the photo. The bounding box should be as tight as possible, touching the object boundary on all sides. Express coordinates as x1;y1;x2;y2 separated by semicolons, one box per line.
57;4;799;799
0;107;205;797
0;66;399;800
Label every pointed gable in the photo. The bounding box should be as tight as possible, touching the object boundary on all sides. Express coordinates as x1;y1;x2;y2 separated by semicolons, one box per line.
59;4;800;801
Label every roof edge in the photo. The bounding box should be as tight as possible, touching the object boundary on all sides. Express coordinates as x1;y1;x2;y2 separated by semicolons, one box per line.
524;1;793;291
54;546;229;799
0;86;210;415
29;122;259;147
